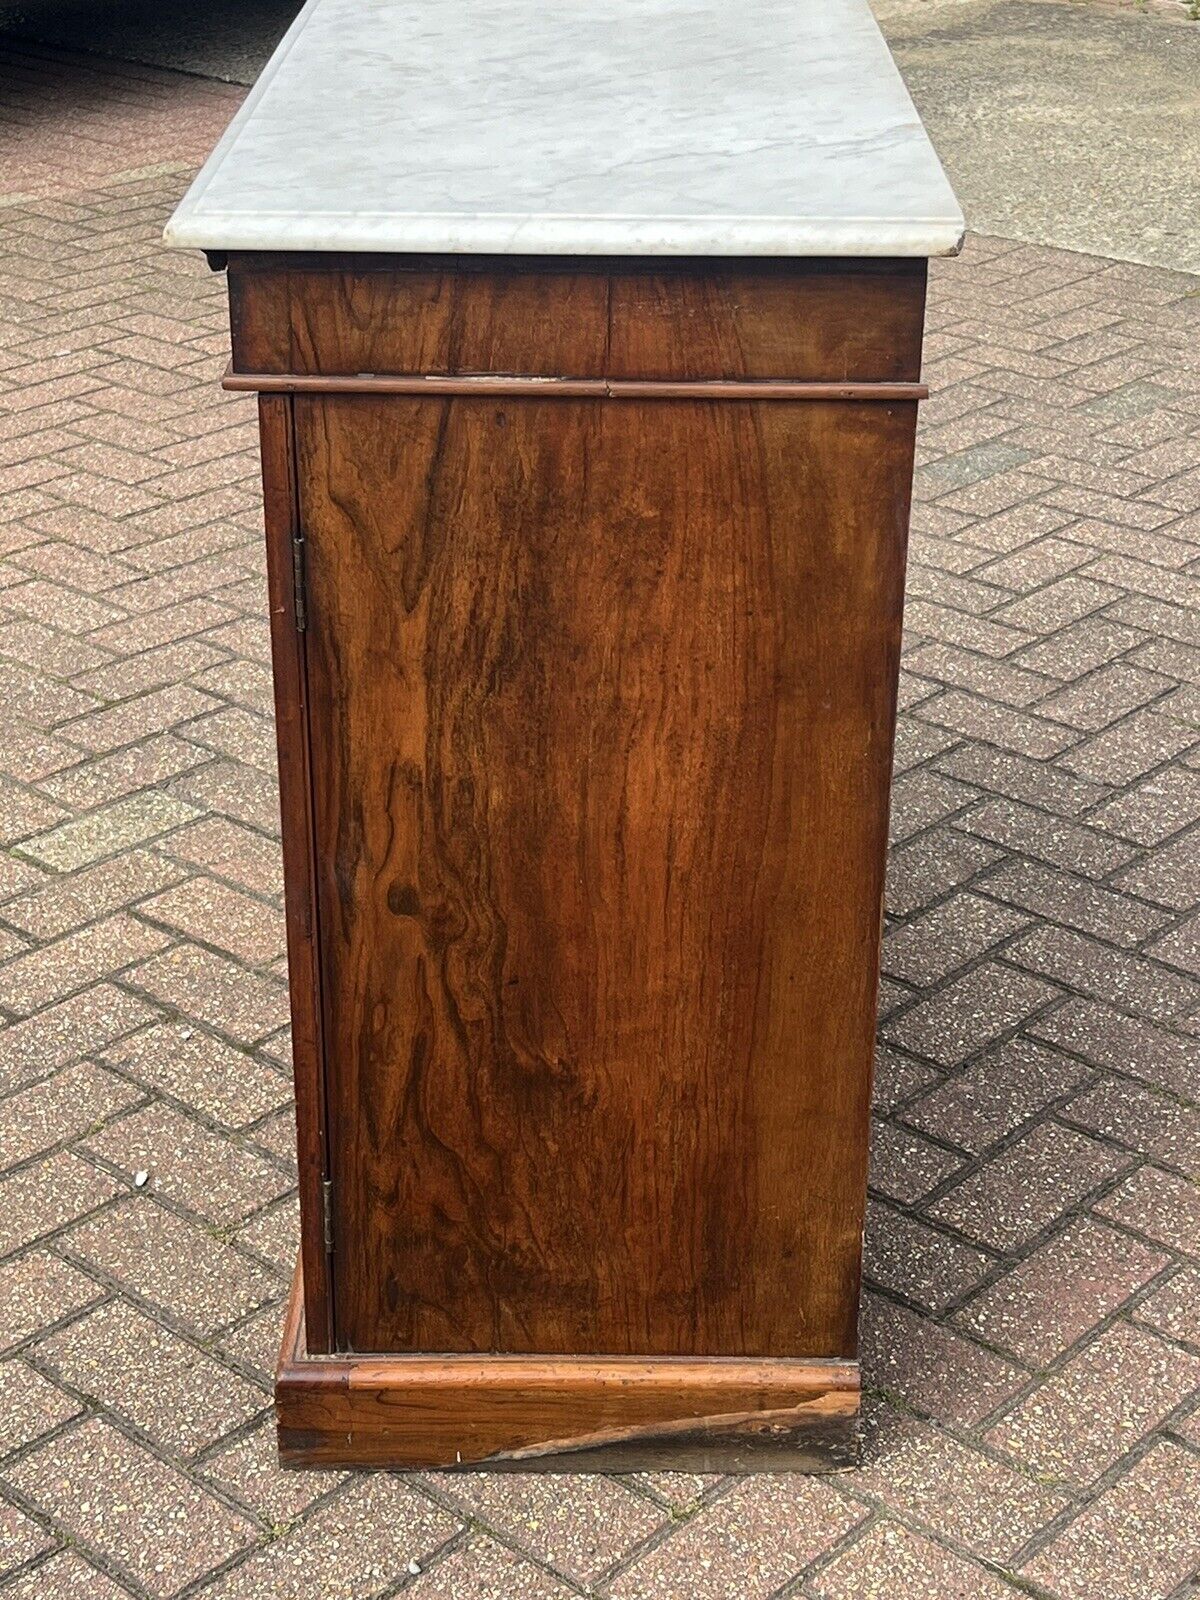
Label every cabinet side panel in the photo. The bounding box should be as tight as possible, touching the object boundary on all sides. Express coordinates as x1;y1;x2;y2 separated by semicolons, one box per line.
229;267;293;372
227;257;925;382
258;395;333;1351
297;386;913;1359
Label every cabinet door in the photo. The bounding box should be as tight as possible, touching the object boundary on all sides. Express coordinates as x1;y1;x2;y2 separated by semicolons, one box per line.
294;392;914;1358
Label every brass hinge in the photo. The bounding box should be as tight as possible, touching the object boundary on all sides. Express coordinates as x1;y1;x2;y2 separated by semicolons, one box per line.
291;531;307;632
321;1177;334;1254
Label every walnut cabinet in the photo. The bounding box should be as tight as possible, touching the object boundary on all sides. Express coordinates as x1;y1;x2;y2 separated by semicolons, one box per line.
216;253;931;1470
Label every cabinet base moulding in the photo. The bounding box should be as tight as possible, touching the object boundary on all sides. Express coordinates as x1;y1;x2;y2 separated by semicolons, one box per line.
275;1262;862;1472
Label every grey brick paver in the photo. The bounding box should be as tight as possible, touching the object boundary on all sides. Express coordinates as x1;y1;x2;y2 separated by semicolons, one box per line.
901;1034;1088;1154
405;1536;579;1597
0;36;1198;1600
0;1150;121;1257
0;1502;53;1572
882;960;1062;1066
1094;1166;1200;1256
606;1477;865;1599
201;1420;347;1526
863;1200;995;1312
0;1360;82;1455
83;1099;292;1223
195;1477;460;1600
0;1550;132;1599
880;890;1029;986
16;791;201;870
98;1018;289;1129
953;1213;1170;1367
986;1318;1200;1486
810;1521;1023;1599
858;1293;1027;1429
977;855;1173;947
926;1120;1134;1251
61;1195;279;1336
869;1119;965;1203
851;1408;1071;1564
0;1060;139;1171
1062;1074;1200;1171
5;1416;256;1596
1023;1442;1200;1600
1134;1267;1200;1345
433;1473;667;1587
1028;997;1198;1100
34;1297;267;1456
0;1248;105;1353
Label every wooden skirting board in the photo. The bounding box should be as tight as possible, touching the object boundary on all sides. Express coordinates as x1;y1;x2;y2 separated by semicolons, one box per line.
276;1262;862;1472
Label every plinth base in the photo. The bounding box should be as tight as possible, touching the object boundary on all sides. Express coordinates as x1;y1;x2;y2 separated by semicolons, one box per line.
275;1263;861;1472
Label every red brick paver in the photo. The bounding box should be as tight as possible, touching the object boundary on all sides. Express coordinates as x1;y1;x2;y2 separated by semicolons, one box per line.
1;36;1200;1600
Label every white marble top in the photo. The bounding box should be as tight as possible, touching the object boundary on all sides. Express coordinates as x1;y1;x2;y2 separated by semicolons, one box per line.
165;0;963;258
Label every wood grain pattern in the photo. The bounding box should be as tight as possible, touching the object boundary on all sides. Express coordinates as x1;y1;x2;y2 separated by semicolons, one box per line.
295;385;913;1358
276;1263;861;1471
227;255;926;382
240;260;927;1472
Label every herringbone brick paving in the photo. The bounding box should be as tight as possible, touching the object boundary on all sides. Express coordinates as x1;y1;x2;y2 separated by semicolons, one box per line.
1;37;1199;1600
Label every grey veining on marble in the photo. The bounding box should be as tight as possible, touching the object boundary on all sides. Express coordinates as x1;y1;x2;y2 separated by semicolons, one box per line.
166;0;964;257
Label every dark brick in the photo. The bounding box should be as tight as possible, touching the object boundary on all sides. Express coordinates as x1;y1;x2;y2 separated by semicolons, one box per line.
926;1121;1133;1251
903;1035;1088;1153
954;1215;1168;1365
882;961;1061;1067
